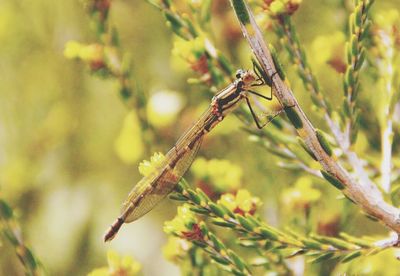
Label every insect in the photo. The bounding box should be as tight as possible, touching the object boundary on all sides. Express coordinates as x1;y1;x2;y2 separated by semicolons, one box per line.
104;66;281;242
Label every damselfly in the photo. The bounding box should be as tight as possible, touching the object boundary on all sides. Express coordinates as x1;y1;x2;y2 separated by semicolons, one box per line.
104;67;281;242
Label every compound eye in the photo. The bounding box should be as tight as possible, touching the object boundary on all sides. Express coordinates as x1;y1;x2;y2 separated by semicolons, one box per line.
235;69;244;79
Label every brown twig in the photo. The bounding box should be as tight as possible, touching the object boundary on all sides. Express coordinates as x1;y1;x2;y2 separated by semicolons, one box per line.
229;0;400;233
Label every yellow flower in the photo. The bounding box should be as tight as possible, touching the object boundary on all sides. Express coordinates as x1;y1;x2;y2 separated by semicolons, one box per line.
79;43;104;62
218;189;261;215
164;204;197;235
309;31;347;74
138;152;165;177
64;41;104;63
171;34;214;76
162;236;192;263
375;9;399;30
191;158;242;192
172;35;206;64
88;250;141;276
64;41;82;59
114;111;144;164
265;0;303;16
281;177;321;210
269;1;286;15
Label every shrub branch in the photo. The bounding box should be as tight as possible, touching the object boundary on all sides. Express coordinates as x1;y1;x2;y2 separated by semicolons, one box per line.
229;0;400;234
0;198;43;276
171;181;399;264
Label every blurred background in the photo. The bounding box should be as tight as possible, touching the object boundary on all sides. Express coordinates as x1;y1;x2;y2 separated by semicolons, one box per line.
0;0;399;275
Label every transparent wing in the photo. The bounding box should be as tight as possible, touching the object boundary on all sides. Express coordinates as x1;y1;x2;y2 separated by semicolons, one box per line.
167;106;214;155
122;135;203;223
119;107;217;223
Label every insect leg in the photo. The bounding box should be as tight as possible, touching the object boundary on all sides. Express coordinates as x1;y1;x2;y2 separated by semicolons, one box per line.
245;96;285;129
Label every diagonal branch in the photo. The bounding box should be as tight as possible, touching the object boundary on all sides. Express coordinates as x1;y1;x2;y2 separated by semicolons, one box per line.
229;0;400;234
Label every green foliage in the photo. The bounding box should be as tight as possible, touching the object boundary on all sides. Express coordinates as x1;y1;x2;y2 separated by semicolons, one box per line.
340;0;375;145
231;0;250;25
321;171;345;190
0;197;44;275
269;44;286;81
315;129;333;156
88;250;141;276
165;180;395;273
284;106;303;129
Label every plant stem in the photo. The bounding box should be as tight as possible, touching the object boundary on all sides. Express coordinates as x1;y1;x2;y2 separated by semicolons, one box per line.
377;28;396;193
229;0;400;233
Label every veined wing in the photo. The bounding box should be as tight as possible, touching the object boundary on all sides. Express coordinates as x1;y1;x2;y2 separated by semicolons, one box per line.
122;136;203;223
104;107;216;241
121;107;216;223
105;73;253;241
